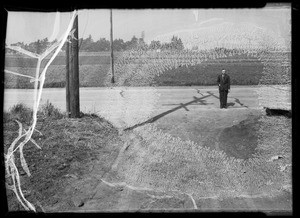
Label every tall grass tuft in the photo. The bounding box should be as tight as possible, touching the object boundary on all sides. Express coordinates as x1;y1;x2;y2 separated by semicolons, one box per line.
39;100;64;120
7;103;33;125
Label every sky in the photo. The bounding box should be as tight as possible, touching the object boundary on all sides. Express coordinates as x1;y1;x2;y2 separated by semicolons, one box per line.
5;3;291;46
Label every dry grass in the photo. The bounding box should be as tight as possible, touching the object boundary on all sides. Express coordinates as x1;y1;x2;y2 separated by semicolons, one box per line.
3;103;122;212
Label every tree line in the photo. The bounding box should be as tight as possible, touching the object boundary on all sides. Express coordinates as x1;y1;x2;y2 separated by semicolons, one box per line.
8;35;184;54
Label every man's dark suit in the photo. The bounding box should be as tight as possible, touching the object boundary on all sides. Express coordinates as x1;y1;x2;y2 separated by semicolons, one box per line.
217;73;230;108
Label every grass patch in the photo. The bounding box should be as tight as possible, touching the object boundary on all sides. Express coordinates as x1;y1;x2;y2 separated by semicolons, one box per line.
4;102;122;212
39;100;64;120
153;60;264;86
4;51;290;88
4;103;33;125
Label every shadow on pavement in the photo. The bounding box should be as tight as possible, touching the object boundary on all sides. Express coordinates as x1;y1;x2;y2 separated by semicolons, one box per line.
125;91;250;131
124;93;214;131
207;91;249;108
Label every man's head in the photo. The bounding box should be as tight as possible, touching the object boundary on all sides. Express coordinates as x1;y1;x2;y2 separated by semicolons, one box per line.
222;69;226;75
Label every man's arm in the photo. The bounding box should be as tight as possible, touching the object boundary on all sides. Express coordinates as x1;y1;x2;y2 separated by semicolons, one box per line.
228;75;230;90
217;75;220;87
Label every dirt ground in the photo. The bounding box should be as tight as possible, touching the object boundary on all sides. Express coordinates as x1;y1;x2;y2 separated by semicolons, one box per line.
152;107;292;213
4;113;123;212
3;88;292;214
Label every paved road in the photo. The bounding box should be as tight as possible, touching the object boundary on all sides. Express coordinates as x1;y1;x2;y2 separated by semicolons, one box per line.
4;86;259;126
4;86;262;127
4;85;291;129
3;86;260;111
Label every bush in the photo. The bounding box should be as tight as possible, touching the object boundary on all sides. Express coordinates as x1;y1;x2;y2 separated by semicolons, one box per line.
39;100;64;120
4;101;66;125
4;102;66;125
7;103;33;125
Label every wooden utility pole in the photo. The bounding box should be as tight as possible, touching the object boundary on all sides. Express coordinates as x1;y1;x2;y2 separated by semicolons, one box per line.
110;9;115;83
69;14;80;118
65;35;71;116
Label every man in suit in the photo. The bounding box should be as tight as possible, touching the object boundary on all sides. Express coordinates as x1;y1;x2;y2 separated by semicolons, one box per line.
217;69;230;109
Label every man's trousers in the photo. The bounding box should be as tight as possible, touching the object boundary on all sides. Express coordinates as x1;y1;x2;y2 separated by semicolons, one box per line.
219;90;228;108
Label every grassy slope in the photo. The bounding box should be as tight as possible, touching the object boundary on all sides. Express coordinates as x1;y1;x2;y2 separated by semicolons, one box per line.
3;103;123;211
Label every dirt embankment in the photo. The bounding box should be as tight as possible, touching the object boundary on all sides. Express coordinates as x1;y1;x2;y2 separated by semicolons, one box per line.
4;108;123;212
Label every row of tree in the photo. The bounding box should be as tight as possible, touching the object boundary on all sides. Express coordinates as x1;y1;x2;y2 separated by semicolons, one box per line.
8;35;184;54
